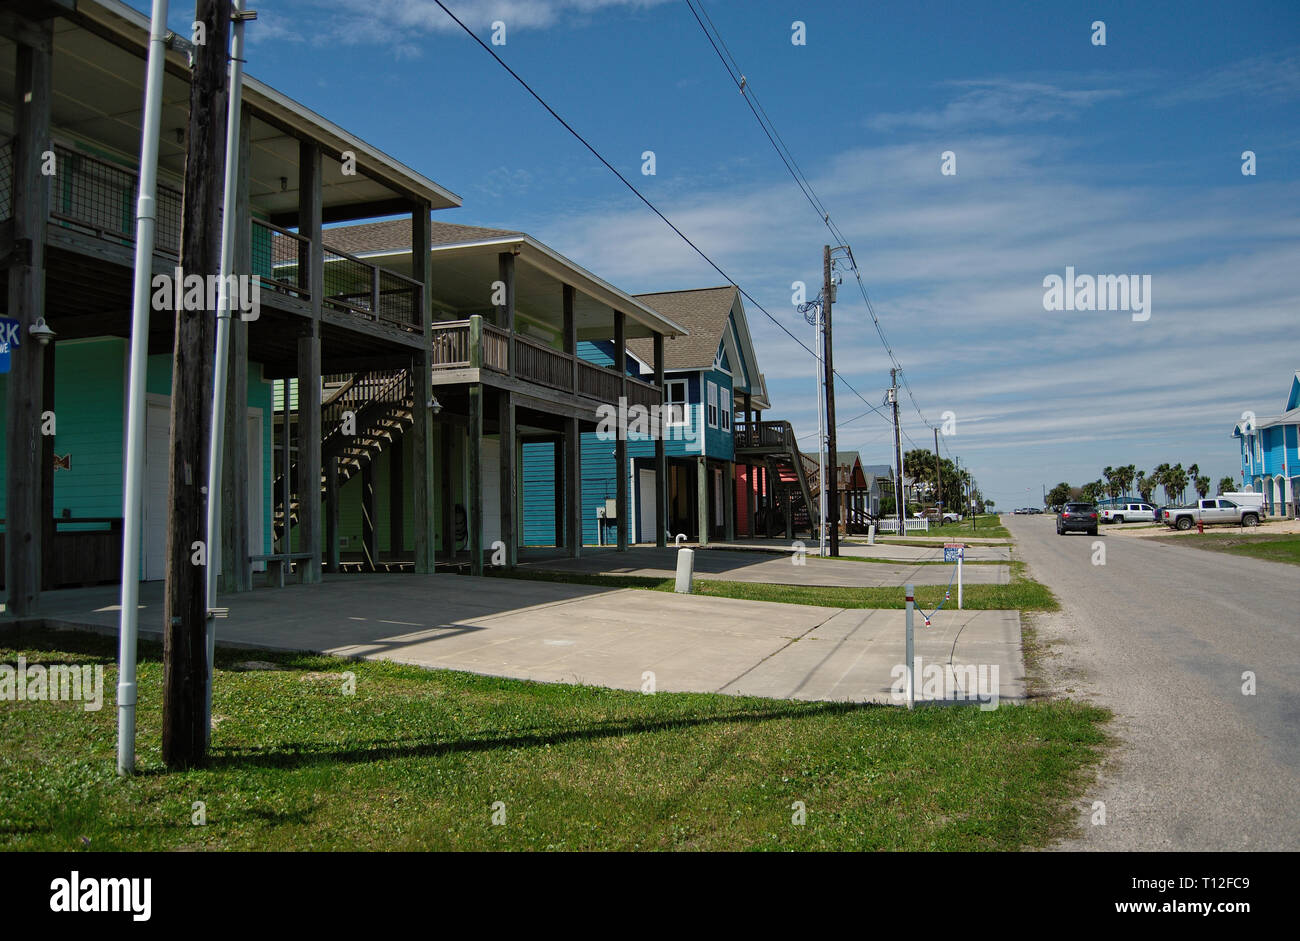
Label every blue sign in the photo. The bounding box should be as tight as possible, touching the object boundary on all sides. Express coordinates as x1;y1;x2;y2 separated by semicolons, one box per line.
0;317;20;375
943;544;964;563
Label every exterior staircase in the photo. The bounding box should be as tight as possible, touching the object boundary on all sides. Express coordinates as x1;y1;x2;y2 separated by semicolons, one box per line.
273;368;415;546
734;420;820;536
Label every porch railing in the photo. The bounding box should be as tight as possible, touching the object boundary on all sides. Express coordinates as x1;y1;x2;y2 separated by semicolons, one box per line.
735;420;795;450
0;137;183;254
429;316;662;408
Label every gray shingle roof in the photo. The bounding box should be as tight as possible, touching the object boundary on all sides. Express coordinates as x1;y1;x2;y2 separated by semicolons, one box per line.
626;286;738;369
323;218;520;255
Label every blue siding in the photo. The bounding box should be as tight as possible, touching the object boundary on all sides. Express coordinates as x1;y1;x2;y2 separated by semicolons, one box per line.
522;440;559;546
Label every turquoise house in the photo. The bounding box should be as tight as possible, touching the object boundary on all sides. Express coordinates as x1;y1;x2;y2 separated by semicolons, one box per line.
1232;371;1300;517
523;285;771;546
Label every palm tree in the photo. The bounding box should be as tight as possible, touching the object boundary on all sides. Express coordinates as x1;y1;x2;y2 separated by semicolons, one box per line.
1195;475;1211;499
1116;464;1136;499
1136;470;1150;502
1217;476;1236;495
1164;464;1187;505
1102;466;1116;501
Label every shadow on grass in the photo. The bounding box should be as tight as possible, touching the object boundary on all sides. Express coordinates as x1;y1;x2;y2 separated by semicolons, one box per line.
205;699;875;772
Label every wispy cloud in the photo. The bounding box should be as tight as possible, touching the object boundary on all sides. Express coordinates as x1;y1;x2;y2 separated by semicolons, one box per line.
868;80;1125;132
1158;50;1300;105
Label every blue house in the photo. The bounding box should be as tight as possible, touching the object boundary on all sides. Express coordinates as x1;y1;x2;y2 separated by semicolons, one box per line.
1232;371;1300;517
523;285;771;546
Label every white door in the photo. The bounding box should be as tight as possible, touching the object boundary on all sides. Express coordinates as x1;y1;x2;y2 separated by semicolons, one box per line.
481;437;501;548
638;468;657;543
247;410;264;570
143;400;170;581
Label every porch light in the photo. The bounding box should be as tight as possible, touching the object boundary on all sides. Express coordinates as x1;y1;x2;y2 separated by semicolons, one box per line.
29;317;56;346
429;396;442;414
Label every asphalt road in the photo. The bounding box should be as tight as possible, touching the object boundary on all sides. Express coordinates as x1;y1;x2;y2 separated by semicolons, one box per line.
1006;514;1299;850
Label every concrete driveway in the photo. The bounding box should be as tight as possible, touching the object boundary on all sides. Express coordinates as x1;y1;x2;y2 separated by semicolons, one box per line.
12;573;1023;707
518;546;1009;587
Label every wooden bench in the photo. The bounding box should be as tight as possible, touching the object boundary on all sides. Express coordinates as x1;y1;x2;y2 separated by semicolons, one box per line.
249;552;315;588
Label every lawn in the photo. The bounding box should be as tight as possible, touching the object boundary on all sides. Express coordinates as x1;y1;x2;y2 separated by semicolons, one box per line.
1;626;1107;851
1151;533;1300;567
493;560;1058;611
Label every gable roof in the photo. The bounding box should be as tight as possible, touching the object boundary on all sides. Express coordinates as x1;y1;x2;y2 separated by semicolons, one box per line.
627;286;739;369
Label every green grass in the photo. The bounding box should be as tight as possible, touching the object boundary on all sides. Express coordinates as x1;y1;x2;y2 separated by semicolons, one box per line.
493;560;1058;611
0;627;1108;851
1151;533;1300;567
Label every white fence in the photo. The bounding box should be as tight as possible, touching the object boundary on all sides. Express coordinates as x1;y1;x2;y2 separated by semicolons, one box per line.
876;518;930;533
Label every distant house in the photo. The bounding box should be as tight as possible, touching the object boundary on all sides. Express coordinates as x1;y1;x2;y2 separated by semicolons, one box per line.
1232;371;1300;517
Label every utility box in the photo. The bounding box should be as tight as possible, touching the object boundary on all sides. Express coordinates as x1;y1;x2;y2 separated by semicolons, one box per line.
604;498;617;519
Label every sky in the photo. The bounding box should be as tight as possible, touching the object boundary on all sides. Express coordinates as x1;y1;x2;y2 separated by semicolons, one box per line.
138;0;1299;506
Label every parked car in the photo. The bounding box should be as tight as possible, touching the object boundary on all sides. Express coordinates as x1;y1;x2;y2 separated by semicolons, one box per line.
1100;502;1157;524
1161;496;1264;530
1057;502;1098;535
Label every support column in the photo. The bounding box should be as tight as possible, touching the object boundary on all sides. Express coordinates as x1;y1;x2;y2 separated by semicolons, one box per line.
498;251;516;374
280;378;291;553
696;457;709;546
614;310;627;551
563;284;576;391
566;416;582;558
295;140;323;583
411;203;437;572
389;434;404;561
325;456;339;573
220;116;251;592
468;383;483;576
40;343;54;588
498;390;516;567
439;422;453;557
653;333;667;548
4;26;52;616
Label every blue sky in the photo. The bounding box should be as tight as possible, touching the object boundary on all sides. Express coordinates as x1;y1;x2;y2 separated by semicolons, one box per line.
142;0;1299;505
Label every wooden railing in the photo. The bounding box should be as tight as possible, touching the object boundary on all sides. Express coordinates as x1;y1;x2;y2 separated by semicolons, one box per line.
735;420;795;450
430;315;662;408
252;218;311;297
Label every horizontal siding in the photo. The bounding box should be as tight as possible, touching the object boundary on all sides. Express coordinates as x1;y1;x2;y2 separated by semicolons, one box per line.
522;440;558;546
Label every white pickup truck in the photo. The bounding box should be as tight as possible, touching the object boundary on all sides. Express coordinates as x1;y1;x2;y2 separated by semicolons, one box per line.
1161;495;1265;530
1100;502;1157;523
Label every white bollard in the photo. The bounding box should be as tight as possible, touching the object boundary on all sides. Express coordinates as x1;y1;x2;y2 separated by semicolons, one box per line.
867;524;876;545
675;548;695;593
904;582;915;709
957;549;963;610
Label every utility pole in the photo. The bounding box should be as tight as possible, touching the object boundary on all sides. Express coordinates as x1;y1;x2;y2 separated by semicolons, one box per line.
933;426;943;513
162;0;232;768
890;368;904;536
822;246;839;556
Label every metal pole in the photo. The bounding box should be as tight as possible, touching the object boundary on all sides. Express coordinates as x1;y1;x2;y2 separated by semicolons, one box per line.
890;369;904;537
204;0;250;742
823;246;839;557
116;0;170;777
814;304;827;556
904;582;915;709
957;550;963;610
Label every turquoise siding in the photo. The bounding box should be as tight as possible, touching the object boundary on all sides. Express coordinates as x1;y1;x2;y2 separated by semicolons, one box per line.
0;339;274;557
522;440;559;546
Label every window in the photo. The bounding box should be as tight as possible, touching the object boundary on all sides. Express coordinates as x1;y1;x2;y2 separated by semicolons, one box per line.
720;396;731;432
706;381;719;428
665;380;688;426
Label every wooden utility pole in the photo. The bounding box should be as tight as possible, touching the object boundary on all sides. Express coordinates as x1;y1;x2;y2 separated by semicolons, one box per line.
934;426;943;513
822;245;839;556
890;368;905;536
162;0;231;768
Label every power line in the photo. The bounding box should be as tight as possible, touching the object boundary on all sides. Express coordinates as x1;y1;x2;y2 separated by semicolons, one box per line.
429;0;897;432
684;0;935;429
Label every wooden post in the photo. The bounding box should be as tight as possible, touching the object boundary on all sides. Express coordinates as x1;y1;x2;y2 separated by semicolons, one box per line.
295;140;323;584
361;460;377;571
389;434;404;562
468;383;483;576
653;333;666;548
613;310;627;551
325;455;339;573
439;422;453;558
162;0;230;768
40;343;55;588
220;116;251;592
562;284;576;391
724;461;735;541
498;391;516;567
566;416;582;558
498;251;515;375
553;438;564;548
411;204;436;573
696;456;709;546
4;24;52;617
743;393;755;538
